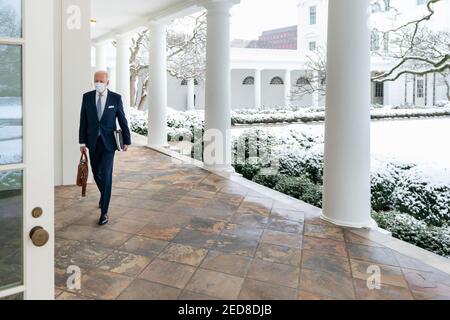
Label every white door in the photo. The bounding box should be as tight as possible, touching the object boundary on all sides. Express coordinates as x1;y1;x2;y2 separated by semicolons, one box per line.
0;0;54;300
415;76;426;107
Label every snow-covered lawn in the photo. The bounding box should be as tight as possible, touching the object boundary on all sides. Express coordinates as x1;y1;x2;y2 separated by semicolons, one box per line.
231;117;450;174
0;97;22;165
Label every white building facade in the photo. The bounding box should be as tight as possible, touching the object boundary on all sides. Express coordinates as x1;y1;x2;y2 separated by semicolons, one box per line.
110;0;449;111
0;0;449;300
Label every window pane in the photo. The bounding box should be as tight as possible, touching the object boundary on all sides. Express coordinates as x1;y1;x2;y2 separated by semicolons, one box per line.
0;44;22;165
0;170;23;291
0;0;22;38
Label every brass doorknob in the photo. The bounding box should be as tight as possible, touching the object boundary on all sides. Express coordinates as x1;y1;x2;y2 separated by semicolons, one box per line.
29;226;49;247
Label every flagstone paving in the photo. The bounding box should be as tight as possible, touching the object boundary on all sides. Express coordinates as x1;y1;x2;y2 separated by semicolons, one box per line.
54;146;450;300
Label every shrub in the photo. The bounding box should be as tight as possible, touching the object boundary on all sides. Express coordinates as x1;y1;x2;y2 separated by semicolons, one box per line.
252;172;281;189
235;160;265;180
130;108;204;143
370;163;406;212
273;175;323;208
372;211;450;258
230;106;450;125
371;172;397;212
278;149;324;184
393;176;450;227
232;129;278;168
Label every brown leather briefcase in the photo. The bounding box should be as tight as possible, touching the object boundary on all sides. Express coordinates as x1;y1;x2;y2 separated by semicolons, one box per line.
76;151;89;197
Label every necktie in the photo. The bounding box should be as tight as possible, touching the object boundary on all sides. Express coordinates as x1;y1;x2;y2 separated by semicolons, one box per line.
96;94;103;121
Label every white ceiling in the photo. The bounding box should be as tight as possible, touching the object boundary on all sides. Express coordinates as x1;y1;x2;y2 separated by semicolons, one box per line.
91;0;194;40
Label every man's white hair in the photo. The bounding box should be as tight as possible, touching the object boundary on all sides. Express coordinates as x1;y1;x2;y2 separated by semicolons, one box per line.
94;70;109;79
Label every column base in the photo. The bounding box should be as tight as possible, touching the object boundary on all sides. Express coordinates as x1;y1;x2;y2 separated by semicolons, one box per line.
320;212;378;230
147;143;170;150
203;164;236;175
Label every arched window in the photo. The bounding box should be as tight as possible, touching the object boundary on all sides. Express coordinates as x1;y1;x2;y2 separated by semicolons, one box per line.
242;76;255;85
270;76;284;85
296;77;310;86
181;79;199;86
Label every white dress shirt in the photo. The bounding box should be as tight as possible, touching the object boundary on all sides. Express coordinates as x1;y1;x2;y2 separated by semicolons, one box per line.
80;89;109;147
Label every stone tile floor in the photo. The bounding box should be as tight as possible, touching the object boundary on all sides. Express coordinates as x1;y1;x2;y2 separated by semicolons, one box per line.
54;146;450;300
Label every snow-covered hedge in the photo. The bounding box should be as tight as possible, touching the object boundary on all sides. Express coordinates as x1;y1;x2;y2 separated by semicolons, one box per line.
229;127;450;258
130;108;204;142
372;211;450;258
372;163;450;227
231;105;450;125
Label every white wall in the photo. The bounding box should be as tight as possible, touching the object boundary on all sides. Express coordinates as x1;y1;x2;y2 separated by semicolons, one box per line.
383;77;405;106
167;74;205;111
297;0;328;56
140;67;446;111
231;69;255;109
261;70;286;108
54;0;92;186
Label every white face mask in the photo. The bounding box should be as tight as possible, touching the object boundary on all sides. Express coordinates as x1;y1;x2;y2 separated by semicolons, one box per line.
95;82;107;93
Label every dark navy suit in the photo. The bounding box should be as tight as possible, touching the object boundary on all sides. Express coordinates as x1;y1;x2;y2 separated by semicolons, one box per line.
79;90;131;216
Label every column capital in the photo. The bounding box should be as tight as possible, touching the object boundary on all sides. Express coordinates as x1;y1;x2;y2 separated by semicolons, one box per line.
114;32;133;42
147;19;168;29
93;40;110;48
197;0;240;11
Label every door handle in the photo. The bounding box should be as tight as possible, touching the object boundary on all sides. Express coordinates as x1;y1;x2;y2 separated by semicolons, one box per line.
29;226;50;247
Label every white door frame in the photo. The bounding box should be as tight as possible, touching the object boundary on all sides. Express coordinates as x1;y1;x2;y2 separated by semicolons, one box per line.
0;0;55;300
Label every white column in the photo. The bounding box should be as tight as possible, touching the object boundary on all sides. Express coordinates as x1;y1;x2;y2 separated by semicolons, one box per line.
147;21;168;147
322;0;375;228
201;0;240;171
284;69;292;107
109;66;117;91
57;0;92;186
254;69;262;108
95;43;107;71
383;81;391;106
115;34;131;120
187;78;195;110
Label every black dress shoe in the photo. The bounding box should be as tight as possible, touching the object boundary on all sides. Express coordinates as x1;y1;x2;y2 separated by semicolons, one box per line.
98;215;109;226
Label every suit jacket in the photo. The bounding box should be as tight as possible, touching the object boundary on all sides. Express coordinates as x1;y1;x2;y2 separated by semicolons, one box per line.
79;90;132;152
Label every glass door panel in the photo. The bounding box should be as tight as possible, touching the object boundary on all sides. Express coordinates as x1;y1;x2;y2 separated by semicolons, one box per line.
0;44;22;165
0;0;23;300
0;170;23;291
0;0;22;38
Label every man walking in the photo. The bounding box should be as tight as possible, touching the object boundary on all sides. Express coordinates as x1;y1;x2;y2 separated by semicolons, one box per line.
79;71;131;225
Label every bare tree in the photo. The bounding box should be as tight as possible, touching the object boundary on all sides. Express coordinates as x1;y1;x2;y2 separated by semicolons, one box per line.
127;11;207;110
292;0;449;101
290;46;327;99
372;0;449;90
167;12;207;81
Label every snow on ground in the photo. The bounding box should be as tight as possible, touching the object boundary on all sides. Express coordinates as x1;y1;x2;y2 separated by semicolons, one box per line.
0;139;22;165
1;98;23;165
231;117;450;177
0;97;22;118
